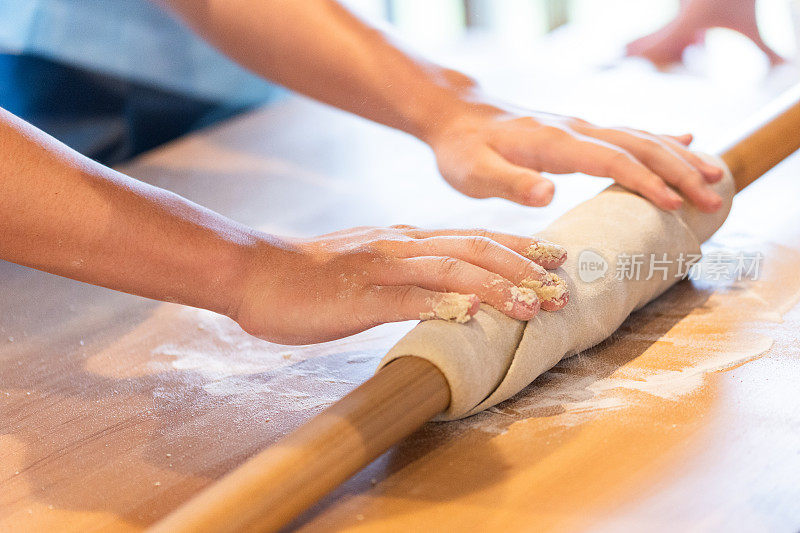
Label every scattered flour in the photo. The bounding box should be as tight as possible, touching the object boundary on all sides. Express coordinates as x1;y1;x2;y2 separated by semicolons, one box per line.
420;293;475;323
457;333;774;435
132;307;410;418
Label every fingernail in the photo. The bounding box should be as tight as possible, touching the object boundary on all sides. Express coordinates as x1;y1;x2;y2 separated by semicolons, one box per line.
422;293;477;323
467;294;481;315
703;164;724;183
525;239;567;264
520;272;568;304
509;286;539;319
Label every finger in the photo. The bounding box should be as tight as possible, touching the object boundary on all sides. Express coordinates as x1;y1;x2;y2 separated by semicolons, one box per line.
657;135;725;183
490;127;683;209
548;136;685;210
636;129;723;182
359;286;481;324
579;124;723;184
521;272;569;312
393;236;547;285
582;128;722;212
523;238;568;269
376;256;541;321
467;146;556;206
397;229;568;269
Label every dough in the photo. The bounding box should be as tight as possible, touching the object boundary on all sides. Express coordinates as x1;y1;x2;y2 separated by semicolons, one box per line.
380;155;735;420
521;272;567;302
420;292;475;323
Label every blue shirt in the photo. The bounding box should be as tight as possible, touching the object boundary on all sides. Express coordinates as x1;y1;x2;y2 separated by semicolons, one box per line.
0;0;280;106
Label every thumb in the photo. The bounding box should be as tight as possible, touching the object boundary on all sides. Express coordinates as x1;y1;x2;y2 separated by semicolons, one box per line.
474;147;555;206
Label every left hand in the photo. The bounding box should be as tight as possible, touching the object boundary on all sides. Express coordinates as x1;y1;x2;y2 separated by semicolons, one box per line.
426;104;724;212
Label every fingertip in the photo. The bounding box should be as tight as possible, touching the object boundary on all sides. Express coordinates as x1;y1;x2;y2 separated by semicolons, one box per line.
513;299;540;321
527;180;555;206
702;164;724;183
540;292;569;312
467;294;481;316
660;189;684;210
507;286;540;320
525;239;568;269
678;133;693;146
698;193;723;213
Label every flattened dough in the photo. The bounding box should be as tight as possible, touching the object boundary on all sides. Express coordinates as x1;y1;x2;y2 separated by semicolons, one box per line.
380;155;735;419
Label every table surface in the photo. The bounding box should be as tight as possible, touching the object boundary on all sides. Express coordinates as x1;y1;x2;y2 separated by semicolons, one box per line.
2;28;800;532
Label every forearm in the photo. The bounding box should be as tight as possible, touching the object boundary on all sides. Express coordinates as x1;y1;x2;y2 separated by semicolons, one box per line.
0;108;257;316
162;0;489;142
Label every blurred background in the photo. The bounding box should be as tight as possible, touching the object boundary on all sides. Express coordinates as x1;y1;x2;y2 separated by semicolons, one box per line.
5;0;800;165
330;0;800;151
342;0;796;59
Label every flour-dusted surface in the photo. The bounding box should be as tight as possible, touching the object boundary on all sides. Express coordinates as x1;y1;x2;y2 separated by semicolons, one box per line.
4;26;800;530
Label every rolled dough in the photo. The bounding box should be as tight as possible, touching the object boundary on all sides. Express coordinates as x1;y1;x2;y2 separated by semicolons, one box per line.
380;155;735;419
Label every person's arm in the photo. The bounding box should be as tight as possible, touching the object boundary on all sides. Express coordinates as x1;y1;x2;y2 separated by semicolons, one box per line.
162;0;725;212
0;107;251;317
0;108;567;344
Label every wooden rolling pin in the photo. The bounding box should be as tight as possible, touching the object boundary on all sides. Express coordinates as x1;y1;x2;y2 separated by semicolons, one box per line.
151;85;800;533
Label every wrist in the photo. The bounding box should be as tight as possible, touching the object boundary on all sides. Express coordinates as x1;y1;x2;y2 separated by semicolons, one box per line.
222;231;299;324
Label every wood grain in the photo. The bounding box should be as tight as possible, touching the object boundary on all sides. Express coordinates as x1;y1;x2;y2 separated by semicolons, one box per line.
151;83;800;533
2;28;800;533
149;357;448;533
721;84;800;192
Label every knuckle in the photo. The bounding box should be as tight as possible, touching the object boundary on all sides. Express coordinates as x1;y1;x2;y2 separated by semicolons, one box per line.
436;256;463;279
467;236;494;257
473;228;492;239
670;168;703;189
603;150;633;174
352;301;379;330
510;116;539;128
540;125;572;144
343;250;390;278
391;285;418;310
369;237;410;257
638;137;662;153
456;157;482;181
567;116;590;127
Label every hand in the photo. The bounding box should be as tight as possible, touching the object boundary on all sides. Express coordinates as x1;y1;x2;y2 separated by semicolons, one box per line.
232;226;569;344
426;103;724;212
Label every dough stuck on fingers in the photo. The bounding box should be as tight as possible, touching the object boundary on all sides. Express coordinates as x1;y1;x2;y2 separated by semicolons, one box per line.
521;272;567;303
508;286;538;310
525;239;567;266
420;292;477;323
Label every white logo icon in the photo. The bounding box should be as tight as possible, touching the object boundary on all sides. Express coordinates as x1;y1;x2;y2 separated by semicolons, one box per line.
578;249;608;283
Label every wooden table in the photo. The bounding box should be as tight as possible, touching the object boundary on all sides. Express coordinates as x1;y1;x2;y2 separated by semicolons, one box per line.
2;29;800;532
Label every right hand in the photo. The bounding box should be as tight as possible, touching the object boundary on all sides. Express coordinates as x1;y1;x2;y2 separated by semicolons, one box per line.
427;105;725;212
232;225;569;344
